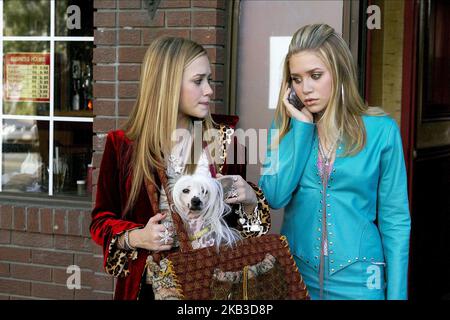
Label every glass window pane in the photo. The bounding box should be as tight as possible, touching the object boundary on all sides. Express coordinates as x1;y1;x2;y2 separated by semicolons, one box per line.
53;121;92;198
3;0;50;36
56;0;94;37
55;41;93;117
2;119;49;193
3;41;50;116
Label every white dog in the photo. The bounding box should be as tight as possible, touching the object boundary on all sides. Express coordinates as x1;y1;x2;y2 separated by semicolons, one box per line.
172;174;241;250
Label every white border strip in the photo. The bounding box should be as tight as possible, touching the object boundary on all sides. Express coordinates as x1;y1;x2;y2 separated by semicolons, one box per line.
48;0;55;195
3;36;94;42
2;115;93;122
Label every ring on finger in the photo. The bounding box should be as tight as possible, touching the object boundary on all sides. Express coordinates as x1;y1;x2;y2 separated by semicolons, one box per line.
159;228;172;245
229;186;239;199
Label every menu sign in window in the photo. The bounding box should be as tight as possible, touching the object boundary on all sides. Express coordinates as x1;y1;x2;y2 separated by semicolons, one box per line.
4;53;50;102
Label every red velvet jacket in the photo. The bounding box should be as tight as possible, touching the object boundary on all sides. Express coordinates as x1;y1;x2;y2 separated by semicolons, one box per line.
90;115;249;300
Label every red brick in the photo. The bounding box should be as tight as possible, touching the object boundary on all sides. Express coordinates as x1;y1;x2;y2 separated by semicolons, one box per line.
54;235;92;252
74;288;93;300
93;135;106;152
142;28;190;44
118;100;135;116
211;64;224;82
0;262;10;276
40;208;53;234
160;0;191;8
166;11;191;27
0;279;30;296
0;205;13;229
31;283;74;300
75;287;114;300
67;210;81;236
118;83;138;98
92;185;98;199
94;11;116;27
92;274;114;291
211;101;223;114
81;269;95;287
32;249;73;267
26;207;40;233
0;230;10;243
205;47;225;64
93;100;115;116
9;296;38;300
118;65;141;81
191;28;225;45
92;245;104;258
93;47;115;64
12;231;53;248
13;207;26;231
119;29;141;45
52;267;67;284
211;83;224;101
93;168;100;186
192;10;225;27
53;209;67;235
117;117;128;129
0;246;31;263
118;11;164;27
118;47;147;63
94;65;115;81
94;30;116;46
93;83;116;98
92;290;114;299
94;0;116;9
81;212;92;238
10;264;52;282
193;0;225;9
118;0;141;9
92;152;103;169
75;253;94;270
93;118;116;133
91;255;106;273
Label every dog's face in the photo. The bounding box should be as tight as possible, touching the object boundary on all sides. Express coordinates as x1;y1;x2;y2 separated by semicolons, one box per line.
173;175;214;219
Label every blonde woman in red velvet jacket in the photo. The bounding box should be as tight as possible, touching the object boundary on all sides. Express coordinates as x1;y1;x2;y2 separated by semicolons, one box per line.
90;37;270;300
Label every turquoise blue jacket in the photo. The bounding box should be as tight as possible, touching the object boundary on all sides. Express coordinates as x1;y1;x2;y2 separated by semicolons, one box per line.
259;115;411;300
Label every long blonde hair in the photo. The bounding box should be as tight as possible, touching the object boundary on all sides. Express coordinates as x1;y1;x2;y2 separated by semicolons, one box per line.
122;37;216;215
274;23;385;155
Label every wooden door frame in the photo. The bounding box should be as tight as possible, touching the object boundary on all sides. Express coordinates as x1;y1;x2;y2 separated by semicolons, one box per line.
400;0;419;206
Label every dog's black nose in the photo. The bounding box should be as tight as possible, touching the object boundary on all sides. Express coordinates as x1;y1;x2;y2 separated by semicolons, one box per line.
190;196;202;209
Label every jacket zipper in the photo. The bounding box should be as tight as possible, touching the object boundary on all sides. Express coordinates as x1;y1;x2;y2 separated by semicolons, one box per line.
319;165;328;300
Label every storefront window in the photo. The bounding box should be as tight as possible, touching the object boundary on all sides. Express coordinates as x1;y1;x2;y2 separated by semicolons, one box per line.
0;0;93;199
3;0;50;37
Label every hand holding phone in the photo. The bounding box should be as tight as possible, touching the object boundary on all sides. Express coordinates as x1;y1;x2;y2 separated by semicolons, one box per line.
287;83;304;110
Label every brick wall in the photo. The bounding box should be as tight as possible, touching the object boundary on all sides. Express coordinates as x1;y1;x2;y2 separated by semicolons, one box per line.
92;0;228;174
0;0;228;300
0;204;113;300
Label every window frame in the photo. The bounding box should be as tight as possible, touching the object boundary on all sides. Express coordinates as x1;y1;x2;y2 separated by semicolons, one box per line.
0;0;93;200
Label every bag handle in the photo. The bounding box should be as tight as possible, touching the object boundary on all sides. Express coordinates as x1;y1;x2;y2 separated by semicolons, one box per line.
144;167;192;252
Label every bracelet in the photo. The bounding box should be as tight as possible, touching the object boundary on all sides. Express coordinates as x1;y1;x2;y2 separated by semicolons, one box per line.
124;230;136;251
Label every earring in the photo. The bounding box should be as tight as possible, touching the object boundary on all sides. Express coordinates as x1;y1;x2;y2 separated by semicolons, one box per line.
341;84;345;107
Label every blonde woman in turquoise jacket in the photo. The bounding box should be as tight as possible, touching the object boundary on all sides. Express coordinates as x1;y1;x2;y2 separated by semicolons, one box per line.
259;24;411;300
